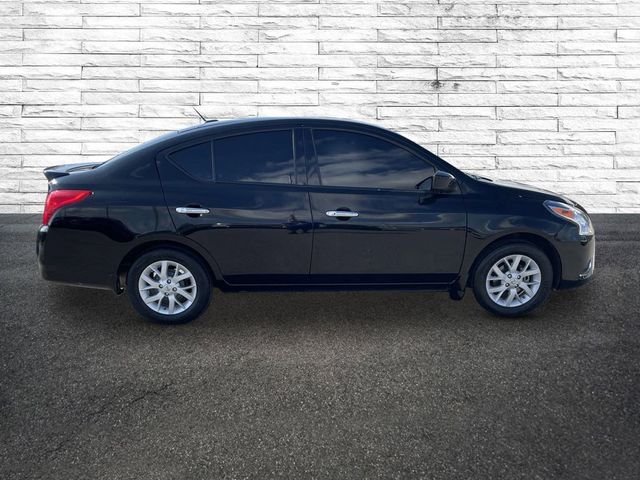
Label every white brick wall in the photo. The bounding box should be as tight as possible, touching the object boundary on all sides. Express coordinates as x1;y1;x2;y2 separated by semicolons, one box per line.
1;0;640;213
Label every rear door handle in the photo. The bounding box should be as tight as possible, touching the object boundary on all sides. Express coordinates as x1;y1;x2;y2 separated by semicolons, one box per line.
326;210;358;218
176;207;210;215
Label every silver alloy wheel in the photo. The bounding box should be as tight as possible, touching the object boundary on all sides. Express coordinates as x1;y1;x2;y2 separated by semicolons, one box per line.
485;254;542;308
137;260;197;315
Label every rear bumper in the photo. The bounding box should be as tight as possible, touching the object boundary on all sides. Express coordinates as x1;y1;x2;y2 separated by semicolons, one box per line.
37;224;116;291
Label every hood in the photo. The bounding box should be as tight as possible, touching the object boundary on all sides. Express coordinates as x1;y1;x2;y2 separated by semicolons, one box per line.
473;176;576;205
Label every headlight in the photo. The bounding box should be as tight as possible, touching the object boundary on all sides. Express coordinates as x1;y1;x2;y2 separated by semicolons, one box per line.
544;200;594;236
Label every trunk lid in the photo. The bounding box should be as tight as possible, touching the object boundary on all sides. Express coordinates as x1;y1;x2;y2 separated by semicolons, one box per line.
43;162;101;181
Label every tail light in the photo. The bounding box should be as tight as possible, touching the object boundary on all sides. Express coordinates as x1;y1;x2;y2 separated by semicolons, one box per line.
42;190;92;225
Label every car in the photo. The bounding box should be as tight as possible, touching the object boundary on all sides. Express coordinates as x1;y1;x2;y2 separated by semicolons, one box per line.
37;117;595;324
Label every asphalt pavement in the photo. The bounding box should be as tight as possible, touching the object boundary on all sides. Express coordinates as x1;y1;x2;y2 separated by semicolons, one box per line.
1;214;639;479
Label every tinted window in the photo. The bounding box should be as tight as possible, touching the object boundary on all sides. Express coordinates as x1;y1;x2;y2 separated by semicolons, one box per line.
313;130;434;190
214;130;294;184
169;142;212;180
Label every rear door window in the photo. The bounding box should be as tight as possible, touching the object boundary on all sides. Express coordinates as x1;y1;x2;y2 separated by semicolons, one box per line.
213;130;295;185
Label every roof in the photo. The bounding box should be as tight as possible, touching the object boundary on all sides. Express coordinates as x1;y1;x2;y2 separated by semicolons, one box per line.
175;116;381;135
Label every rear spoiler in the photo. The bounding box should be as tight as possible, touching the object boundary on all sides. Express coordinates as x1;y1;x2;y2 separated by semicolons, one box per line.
43;162;100;181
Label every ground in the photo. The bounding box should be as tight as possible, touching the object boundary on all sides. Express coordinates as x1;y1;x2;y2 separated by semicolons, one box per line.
1;214;639;479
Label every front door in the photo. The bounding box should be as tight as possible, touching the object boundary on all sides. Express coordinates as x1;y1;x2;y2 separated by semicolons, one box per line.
305;128;467;285
157;128;313;285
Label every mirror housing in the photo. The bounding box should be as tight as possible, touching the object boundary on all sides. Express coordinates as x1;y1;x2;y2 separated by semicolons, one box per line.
417;171;457;204
431;171;457;193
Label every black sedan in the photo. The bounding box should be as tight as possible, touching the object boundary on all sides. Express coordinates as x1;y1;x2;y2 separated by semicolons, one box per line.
37;117;595;324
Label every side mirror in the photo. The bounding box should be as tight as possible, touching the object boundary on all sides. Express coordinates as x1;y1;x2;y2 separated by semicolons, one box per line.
432;171;457;194
416;171;457;204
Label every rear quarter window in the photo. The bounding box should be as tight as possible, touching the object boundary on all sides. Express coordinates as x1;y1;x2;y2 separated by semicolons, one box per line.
168;142;213;180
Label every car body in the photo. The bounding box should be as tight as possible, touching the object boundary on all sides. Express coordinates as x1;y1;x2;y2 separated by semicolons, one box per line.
37;117;595;323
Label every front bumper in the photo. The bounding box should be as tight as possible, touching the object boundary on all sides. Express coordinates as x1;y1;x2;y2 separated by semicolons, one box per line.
555;224;595;289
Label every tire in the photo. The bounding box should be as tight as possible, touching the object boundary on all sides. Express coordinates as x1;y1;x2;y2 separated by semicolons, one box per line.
472;242;553;317
126;248;211;324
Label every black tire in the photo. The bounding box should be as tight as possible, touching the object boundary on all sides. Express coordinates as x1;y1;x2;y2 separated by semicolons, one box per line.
472;242;553;317
126;248;211;324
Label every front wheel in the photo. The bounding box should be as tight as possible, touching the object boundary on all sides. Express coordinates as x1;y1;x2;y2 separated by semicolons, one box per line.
472;242;553;317
126;248;212;324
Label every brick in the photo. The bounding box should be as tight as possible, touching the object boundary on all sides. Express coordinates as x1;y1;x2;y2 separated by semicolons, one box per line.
83;67;199;80
320;17;438;30
440;119;558;131
23;54;140;67
559;68;640;80
439;68;557;81
499;29;615;42
498;132;615;145
202;67;317;80
559;17;640;29
24;79;139;92
378;55;495;68
559;93;640;106
23;129;139;143
142;29;257;43
439;94;558;107
140;80;258;93
377;80;495;93
202;92;318;106
320;93;437;106
439;43;556;55
82;92;199;105
379;4;496;17
202;16;317;30
378;29;497;43
24;28;140;41
0;41;82;54
22;105;139;118
202;43;317;55
23;3;139;16
378;107;496;119
498;80;617;94
320;43;438;55
83;42;199;55
259;80;376;93
259;54;376;68
84;16;199;29
497;55;616;68
141;4;257;16
441;16;557;30
320;68;436;81
261;29;376;42
0;66;80;79
498;107;616;119
263;4;375;17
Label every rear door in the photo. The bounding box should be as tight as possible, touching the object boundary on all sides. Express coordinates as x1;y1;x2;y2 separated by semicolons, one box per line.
157;128;313;285
305;128;467;285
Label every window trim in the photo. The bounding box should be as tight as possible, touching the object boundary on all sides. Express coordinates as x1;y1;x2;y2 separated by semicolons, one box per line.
309;127;436;193
211;128;298;187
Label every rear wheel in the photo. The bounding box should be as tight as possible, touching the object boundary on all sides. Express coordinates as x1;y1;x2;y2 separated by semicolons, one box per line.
126;248;211;324
472;242;553;317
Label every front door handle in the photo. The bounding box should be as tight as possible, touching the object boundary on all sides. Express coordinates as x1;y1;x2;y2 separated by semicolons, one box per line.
326;210;359;218
176;206;210;216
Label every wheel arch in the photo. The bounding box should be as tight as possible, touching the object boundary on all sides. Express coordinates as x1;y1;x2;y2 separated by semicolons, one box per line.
466;232;562;289
116;238;221;291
